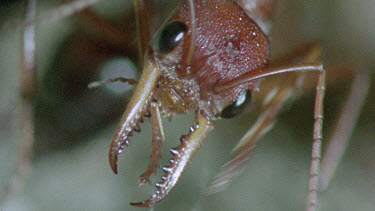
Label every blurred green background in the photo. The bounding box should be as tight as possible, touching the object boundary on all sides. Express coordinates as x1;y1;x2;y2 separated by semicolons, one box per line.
0;0;374;210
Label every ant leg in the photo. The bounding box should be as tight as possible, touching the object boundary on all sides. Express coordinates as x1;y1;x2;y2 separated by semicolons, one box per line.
75;8;137;52
22;0;138;56
139;102;165;186
319;67;370;190
22;0;103;28
271;42;322;66
205;75;296;194
135;0;156;61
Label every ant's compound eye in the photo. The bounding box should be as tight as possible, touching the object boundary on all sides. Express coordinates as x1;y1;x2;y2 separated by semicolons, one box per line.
220;91;252;119
156;21;187;53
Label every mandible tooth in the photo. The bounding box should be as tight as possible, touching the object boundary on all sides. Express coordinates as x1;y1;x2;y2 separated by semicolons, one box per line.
124;140;130;146
134;125;141;133
170;148;179;155
162;166;172;173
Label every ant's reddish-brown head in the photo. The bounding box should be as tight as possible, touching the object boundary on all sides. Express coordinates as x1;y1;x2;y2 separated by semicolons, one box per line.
109;0;269;207
151;0;269;117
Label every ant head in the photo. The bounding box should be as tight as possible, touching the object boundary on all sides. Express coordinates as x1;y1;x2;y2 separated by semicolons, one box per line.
109;0;271;171
109;0;271;194
144;0;270;118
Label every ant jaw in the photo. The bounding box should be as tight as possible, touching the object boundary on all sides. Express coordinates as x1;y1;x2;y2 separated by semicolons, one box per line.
108;60;161;174
130;115;214;207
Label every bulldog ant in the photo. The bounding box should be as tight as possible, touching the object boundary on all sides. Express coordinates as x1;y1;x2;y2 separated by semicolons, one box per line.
2;0;370;210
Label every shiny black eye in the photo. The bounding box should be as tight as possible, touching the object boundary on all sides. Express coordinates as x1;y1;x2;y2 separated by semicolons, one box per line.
156;21;187;53
220;91;252;119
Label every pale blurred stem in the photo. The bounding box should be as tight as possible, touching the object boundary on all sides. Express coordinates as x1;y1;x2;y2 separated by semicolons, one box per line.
0;0;37;205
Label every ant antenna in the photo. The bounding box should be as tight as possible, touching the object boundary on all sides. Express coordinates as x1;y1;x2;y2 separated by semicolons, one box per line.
186;0;196;66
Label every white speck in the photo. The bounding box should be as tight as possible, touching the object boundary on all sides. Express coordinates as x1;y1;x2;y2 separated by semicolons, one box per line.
162;167;173;173
170;149;179;155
